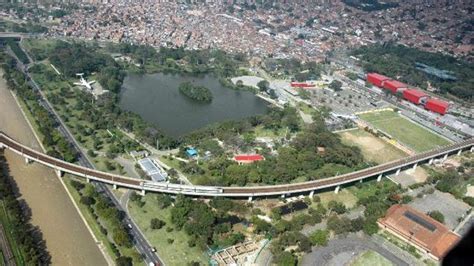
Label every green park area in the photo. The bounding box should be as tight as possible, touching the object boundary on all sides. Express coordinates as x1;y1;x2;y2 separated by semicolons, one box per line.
351;250;393;266
359;111;450;152
128;194;208;266
339;129;407;164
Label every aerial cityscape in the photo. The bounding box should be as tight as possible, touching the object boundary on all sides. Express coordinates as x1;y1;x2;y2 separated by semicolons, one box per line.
0;0;473;266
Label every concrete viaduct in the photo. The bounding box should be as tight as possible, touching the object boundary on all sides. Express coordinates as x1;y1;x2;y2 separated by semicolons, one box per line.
0;131;473;201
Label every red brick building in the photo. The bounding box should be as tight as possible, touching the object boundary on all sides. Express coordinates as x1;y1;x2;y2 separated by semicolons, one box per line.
378;205;460;261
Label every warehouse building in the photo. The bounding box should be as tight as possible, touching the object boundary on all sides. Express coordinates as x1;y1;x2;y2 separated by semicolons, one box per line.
378;205;460;261
367;73;390;87
382;80;409;94
425;98;450;115
403;89;428;105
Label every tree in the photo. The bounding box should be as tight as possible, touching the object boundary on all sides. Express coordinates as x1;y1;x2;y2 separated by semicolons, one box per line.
113;228;132;247
150;218;166;230
115;256;133;266
427;210;445;224
80;196;95;206
328;201;346;214
257;80;269;92
309;229;329;246
329;80;342;91
327;215;352;234
274;251;297;266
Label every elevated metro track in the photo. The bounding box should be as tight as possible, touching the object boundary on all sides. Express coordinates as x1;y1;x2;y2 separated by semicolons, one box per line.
1;131;473;198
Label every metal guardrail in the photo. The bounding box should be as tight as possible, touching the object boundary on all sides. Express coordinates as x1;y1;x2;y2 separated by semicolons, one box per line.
1;131;473;198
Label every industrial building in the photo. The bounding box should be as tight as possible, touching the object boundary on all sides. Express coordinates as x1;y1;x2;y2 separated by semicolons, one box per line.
367;73;390;87
366;72;450;115
138;158;167;182
425;98;450;115
378;205;460;261
403;89;428;105
382;80;408;94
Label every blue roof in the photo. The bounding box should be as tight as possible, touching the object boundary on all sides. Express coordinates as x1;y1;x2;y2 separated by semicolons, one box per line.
186;148;198;156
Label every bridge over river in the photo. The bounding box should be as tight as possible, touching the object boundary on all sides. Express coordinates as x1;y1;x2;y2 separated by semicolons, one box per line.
1;131;473;200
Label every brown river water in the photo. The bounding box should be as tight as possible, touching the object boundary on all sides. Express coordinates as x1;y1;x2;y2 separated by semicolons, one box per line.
0;71;107;265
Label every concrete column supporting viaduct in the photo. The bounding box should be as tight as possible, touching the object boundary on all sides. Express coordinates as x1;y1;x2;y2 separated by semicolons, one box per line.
55;169;63;178
428;158;434;165
309;191;314;198
377;174;382;182
113;184;117;190
248;196;253;202
471;146;474;152
140;190;145;196
457;149;462;156
443;154;448;161
395;168;401;176
412;163;417;170
334;185;340;194
86;177;90;183
24;157;32;164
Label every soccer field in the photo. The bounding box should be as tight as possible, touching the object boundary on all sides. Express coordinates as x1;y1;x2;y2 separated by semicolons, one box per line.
359;111;451;152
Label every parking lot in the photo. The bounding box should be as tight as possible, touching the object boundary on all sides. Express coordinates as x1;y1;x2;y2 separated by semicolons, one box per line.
311;86;390;115
407;188;470;230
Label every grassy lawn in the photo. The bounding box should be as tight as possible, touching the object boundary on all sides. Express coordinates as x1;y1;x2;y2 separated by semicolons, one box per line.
316;189;358;209
339;129;407;164
351;250;393;266
254;125;287;138
349;180;398;201
358;111;450;152
297;102;314;115
128;194;208;266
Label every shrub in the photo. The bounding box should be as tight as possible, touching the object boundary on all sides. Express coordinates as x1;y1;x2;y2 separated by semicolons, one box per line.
427;210;445;224
150;218;166;230
309;229;329;246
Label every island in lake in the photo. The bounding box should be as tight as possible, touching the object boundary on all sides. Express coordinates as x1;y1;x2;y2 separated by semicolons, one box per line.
178;82;213;102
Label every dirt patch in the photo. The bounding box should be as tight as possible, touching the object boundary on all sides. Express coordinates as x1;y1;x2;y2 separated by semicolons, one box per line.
466;185;474;197
340;130;407;164
390;167;428;188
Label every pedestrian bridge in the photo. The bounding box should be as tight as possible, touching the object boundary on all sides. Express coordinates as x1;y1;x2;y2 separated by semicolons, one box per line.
0;131;472;199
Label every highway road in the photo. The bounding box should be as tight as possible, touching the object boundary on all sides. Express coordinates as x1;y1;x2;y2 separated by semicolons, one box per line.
9;47;162;265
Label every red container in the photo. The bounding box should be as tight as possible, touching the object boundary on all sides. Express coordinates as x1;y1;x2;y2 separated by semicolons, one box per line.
290;82;315;88
367;73;389;87
383;80;408;94
425;98;449;115
403;89;428;104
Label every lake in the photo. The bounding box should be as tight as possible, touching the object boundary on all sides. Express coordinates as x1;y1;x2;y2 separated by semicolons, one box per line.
119;73;269;136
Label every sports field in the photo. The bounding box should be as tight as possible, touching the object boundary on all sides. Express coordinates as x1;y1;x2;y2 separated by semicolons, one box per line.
359;111;450;152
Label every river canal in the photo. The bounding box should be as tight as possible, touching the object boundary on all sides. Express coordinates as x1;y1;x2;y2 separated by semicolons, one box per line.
120;73;269;136
0;71;107;265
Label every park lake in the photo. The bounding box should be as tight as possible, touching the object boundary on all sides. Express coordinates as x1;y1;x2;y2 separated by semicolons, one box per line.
119;73;269;136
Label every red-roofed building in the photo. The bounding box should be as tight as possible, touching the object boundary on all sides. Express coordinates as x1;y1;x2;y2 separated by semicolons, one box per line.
234;154;264;164
383;80;409;94
425;99;449;115
378;205;460;261
367;73;390;87
290;82;316;88
403;89;428;105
